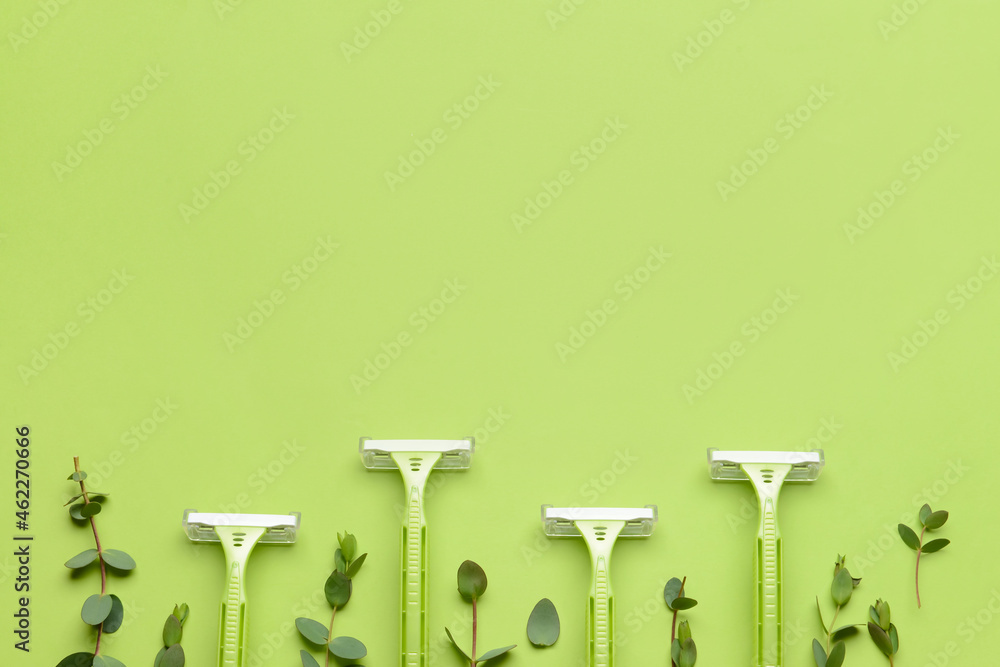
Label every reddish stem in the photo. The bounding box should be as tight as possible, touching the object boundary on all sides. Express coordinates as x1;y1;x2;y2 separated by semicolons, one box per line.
471;598;478;667
74;457;108;656
670;577;687;667
325;606;337;667
915;526;926;609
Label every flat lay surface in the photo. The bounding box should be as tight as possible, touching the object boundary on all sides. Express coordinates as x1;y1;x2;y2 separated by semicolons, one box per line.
2;1;998;665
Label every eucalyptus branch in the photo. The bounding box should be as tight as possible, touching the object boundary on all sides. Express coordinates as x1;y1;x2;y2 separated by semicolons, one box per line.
898;504;950;608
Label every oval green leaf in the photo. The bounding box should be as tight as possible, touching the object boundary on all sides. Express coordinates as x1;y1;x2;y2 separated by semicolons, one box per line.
478;645;517;662
300;649;321;667
922;538;950;553
457;560;487;601
831;568;853;606
65;549;99;569
82;594;113;625
672;638;682;666
154;646;167;667
678;637;697;667
69;471;88;482
664;577;684;607
295;617;329;645
924;511;949;530
328;636;367;660
919;504;932;526
826;641;845;667
69;504;87;520
339;533;357;562
163;613;182;646
869;605;879;625
173;603;190;625
671;597;698;611
346;552;367;579
868;622;893;657
812;638;827;667
160;644;185;667
81;502;102;518
677;619;692;643
99;655;126;667
92;657;106;667
897;524;920;551
102;549;136;571
527;598;560;647
889;623;899;654
878;600;891;629
103;594;124;634
445;627;472;662
56;653;94;667
831;625;861;642
324;571;352;608
334;548;347;574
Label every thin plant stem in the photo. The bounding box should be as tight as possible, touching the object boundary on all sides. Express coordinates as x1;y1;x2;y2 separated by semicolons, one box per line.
670;577;687;667
74;457;107;655
471;597;478;667
826;605;841;652
325;605;338;667
915;526;926;608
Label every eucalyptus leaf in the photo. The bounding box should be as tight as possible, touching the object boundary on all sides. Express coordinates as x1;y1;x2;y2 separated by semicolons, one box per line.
671;597;698;611
457;560;488;601
889;624;899;654
664;578;684;607
816;597;828;634
64;493;84;506
868;622;893;657
56;653;94;667
677;619;692;643
173;603;190;625
160;644;185;667
69;471;88;481
527;598;560;646
924;511;949;530
831;568;853;606
478;645;517;662
103;594;124;634
300;650;321;667
69;503;87;520
92;657;106;667
877;600;890;629
296;617;330;645
154;647;166;667
328;636;366;660
830;625;861;641
919;504;932;526
339;533;357;562
898;524;921;551
678;637;697;667
445;628;472;662
102;549;136;571
82;594;114;625
826;641;845;667
65;549;99;569
81;502;102;518
346;552;367;579
100;655;126;667
163;613;182;646
869;605;879;625
324;571;352;608
812;638;827;667
334;548;347;574
922;538;950;553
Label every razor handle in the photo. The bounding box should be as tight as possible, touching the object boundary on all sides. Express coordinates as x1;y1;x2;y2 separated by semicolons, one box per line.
215;526;266;667
393;452;440;667
746;465;791;667
581;520;626;667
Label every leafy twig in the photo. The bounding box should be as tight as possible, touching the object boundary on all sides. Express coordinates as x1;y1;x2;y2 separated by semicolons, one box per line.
813;555;863;667
154;604;189;667
446;560;516;666
898;504;950;608
867;599;899;666
664;576;698;667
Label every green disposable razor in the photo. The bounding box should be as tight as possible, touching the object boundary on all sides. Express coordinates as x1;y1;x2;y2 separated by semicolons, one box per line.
183;510;300;667
542;505;657;667
708;449;824;667
360;438;474;667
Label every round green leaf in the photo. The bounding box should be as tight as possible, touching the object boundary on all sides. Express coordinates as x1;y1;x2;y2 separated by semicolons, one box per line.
160;644;185;667
527;598;560;647
922;538;950;553
103;594;125;634
445;627;472;662
826;641;845;667
295;617;330;645
324;571;352;608
868;622;893;657
479;645;517;662
82;594;113;625
457;560;487;601
897;524;921;551
328;636;367;661
154;647;166;667
102;549;136;571
678;637;697;667
300;650;321;667
65;549;99;569
69;503;87;520
163;613;183;646
812;638;827;667
924;511;949;530
831;568;853;606
56;653;94;667
919;504;932;526
99;655;126;667
69;471;88;482
663;577;684;607
671;597;698;611
81;502;102;518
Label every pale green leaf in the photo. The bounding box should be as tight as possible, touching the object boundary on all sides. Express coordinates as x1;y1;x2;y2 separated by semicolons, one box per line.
826;641;845;667
812;638;827;667
160;644;185;667
295;617;329;645
324;571;352;608
65;549;99;569
328;636;366;660
924;511;949;530
478;645;517;662
81;594;113;625
163;614;182;646
526;598;559;646
831;568;853;606
103;595;124;634
300;650;321;667
102;549;136;571
446;628;472;662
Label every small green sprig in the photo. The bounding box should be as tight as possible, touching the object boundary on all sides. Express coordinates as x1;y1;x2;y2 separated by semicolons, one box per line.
664;577;698;667
813;555;863;667
295;532;368;666
58;457;136;667
446;560;516;666
867;599;899;666
153;604;189;667
898;504;950;608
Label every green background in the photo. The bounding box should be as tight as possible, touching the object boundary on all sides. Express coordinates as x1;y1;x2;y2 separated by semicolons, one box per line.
2;1;998;665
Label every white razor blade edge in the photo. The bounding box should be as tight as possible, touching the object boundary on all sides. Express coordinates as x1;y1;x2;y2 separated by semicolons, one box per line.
707;448;825;481
359;437;474;470
542;505;658;536
183;510;300;543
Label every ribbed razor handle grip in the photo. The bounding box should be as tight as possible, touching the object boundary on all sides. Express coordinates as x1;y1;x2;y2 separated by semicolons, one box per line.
756;499;782;667
401;486;427;667
590;556;615;667
220;561;246;667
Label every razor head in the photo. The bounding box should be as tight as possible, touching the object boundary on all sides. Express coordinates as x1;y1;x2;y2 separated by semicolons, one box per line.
182;510;300;543
359;437;474;470
707;448;824;482
541;505;658;537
